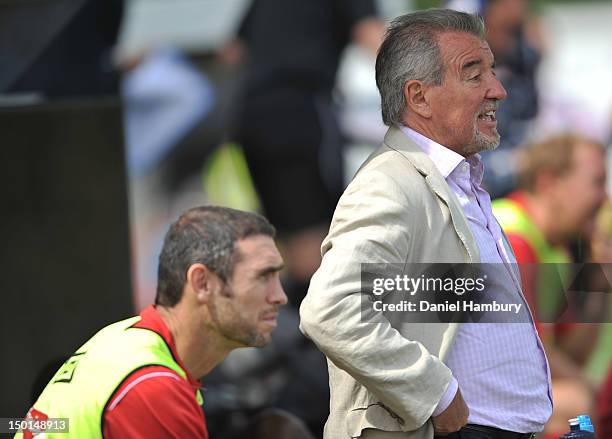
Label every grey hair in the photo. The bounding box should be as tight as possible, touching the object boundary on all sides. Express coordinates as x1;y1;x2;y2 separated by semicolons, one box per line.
375;8;486;126
155;206;276;307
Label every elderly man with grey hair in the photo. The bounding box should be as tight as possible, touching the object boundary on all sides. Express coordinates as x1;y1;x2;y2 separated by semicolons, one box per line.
300;9;550;439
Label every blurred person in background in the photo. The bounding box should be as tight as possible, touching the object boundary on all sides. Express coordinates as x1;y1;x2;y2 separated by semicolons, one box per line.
118;45;217;311
220;1;384;435
590;202;612;439
492;134;607;439
120;45;216;180
18;206;287;439
227;0;384;307
447;0;544;198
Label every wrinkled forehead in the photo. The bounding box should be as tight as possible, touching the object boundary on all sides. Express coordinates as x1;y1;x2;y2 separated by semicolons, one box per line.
234;235;283;266
436;30;494;73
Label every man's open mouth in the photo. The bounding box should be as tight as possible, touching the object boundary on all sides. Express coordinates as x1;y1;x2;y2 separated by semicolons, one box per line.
478;110;496;122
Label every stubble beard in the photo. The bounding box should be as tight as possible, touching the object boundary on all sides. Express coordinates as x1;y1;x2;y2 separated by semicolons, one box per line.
208;288;270;348
464;123;501;156
221;318;268;348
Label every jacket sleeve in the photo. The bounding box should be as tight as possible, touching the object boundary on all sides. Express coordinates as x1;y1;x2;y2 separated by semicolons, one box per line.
299;166;453;430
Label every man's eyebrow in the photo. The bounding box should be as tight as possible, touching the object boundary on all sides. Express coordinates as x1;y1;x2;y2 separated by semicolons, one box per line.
257;264;285;276
461;59;482;71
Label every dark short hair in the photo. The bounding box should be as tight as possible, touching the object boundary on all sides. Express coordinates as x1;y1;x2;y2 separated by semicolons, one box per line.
375;8;485;126
155;206;276;307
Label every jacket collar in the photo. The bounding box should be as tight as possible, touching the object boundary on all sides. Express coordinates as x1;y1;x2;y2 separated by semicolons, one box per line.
383;125;481;263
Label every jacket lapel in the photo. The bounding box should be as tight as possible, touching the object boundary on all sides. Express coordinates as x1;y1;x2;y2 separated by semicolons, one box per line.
383;126;481;263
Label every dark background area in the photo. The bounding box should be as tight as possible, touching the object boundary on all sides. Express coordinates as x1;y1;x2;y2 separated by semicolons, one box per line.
0;99;134;421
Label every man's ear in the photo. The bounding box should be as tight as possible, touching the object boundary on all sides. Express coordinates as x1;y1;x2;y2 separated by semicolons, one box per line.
186;263;220;303
404;79;432;118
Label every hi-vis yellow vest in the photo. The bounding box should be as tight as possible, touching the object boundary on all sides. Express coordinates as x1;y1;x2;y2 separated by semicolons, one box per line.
493;197;571;317
15;316;203;439
492;197;570;264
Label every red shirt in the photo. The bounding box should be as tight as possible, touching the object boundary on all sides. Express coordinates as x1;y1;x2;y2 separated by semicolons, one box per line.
504;192;573;337
102;306;208;439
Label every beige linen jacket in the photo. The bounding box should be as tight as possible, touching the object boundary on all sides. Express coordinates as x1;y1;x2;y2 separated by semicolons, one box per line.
300;126;484;439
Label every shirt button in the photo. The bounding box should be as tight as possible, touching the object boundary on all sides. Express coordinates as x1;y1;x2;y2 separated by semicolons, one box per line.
462;162;469;172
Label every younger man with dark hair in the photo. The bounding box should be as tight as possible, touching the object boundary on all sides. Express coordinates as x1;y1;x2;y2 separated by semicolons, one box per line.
18;206;287;439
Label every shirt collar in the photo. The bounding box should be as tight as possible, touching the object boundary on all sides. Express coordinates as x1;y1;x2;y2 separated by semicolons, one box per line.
136;305;201;387
399;125;484;185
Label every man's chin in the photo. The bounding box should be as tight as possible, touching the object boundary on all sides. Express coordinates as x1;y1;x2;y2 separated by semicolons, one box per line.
249;332;272;348
228;330;271;348
481;140;500;152
470;133;500;154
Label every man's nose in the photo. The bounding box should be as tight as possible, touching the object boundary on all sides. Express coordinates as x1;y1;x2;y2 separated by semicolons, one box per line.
269;279;288;306
487;76;507;101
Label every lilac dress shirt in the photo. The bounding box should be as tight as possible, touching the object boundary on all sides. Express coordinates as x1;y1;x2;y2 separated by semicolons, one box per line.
400;126;552;433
